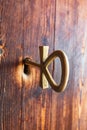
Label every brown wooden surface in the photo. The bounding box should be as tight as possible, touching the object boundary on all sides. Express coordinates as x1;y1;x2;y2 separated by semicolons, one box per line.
0;0;87;130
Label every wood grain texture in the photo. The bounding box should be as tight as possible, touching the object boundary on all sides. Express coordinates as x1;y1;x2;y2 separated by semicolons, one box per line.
23;1;55;130
0;0;23;130
0;0;87;130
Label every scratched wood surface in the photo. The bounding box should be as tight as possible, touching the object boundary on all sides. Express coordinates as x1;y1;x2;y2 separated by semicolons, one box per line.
0;0;87;130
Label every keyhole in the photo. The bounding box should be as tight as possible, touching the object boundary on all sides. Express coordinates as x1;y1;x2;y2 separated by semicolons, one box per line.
24;64;30;75
0;48;4;56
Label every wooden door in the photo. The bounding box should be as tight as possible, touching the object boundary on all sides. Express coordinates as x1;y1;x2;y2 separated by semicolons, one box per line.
0;0;87;130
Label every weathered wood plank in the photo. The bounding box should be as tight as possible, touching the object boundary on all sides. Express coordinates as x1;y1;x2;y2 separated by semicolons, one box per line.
55;0;87;130
23;0;55;130
0;0;23;130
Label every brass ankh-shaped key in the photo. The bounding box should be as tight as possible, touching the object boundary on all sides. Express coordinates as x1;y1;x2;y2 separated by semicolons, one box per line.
23;46;69;92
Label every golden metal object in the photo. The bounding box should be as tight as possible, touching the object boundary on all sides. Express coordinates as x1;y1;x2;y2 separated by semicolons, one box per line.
23;46;69;92
39;46;49;88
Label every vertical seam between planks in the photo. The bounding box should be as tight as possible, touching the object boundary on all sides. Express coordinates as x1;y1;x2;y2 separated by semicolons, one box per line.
52;0;56;78
20;0;25;130
0;1;4;130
